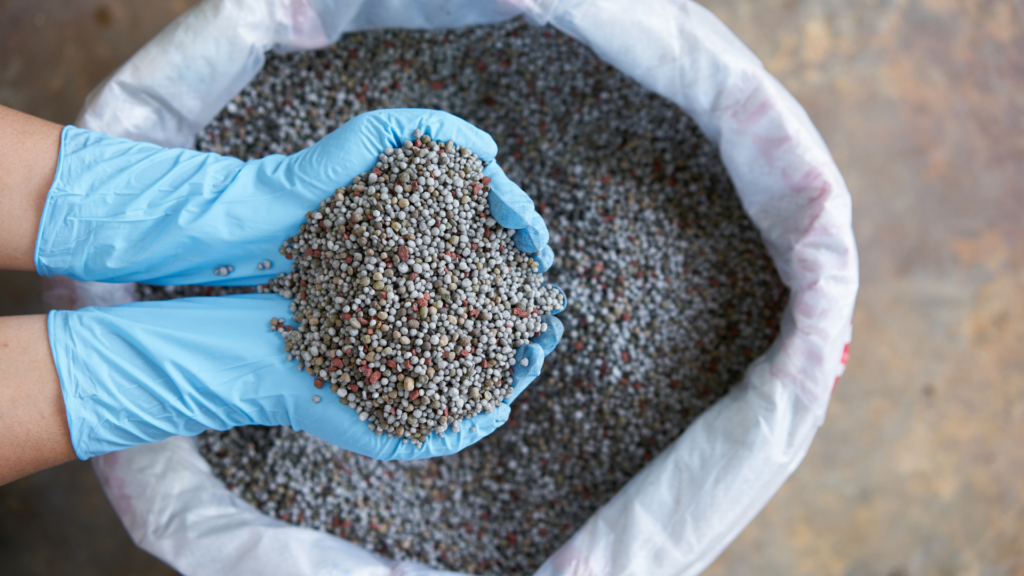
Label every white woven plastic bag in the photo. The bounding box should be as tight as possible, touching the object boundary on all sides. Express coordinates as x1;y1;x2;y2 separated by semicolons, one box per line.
60;1;859;574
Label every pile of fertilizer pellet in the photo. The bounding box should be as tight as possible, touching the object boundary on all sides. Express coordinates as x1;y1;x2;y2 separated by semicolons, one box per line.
141;18;788;576
260;133;562;443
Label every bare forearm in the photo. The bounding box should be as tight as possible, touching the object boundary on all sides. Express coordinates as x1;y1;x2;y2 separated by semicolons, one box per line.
0;315;76;485
0;105;63;271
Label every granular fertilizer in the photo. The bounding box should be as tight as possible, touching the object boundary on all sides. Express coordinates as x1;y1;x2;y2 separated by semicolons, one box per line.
261;134;562;443
139;18;788;576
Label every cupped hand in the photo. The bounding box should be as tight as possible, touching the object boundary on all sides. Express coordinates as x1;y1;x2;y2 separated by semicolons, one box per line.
45;109;566;460
37;109;554;283
53;292;564;461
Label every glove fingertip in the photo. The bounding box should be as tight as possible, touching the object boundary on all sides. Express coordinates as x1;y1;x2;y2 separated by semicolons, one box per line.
547;283;567;314
484;164;538;231
532;315;564;356
489;192;530;230
532;245;555;273
513;219;550;254
506;344;544;404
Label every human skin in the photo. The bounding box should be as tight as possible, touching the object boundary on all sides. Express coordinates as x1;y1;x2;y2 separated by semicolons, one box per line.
0;104;61;271
0;315;75;485
0;104;75;485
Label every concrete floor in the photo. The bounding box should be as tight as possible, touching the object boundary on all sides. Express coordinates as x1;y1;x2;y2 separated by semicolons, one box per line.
702;1;1024;575
1;0;1021;575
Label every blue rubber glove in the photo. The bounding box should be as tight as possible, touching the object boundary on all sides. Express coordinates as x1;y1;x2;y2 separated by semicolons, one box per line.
52;293;564;460
42;109;565;460
36;109;555;283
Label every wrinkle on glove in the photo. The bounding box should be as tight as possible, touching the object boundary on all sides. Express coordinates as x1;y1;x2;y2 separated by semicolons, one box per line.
483;163;551;258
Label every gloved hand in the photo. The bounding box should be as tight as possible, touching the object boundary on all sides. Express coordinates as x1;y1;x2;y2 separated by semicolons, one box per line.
51;292;564;460
42;109;565;460
35;108;554;284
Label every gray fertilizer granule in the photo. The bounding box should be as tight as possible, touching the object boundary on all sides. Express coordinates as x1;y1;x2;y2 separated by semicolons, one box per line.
261;135;562;443
140;18;788;576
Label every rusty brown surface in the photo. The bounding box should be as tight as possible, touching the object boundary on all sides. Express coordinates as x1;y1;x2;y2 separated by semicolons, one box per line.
1;0;1021;574
702;0;1024;574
